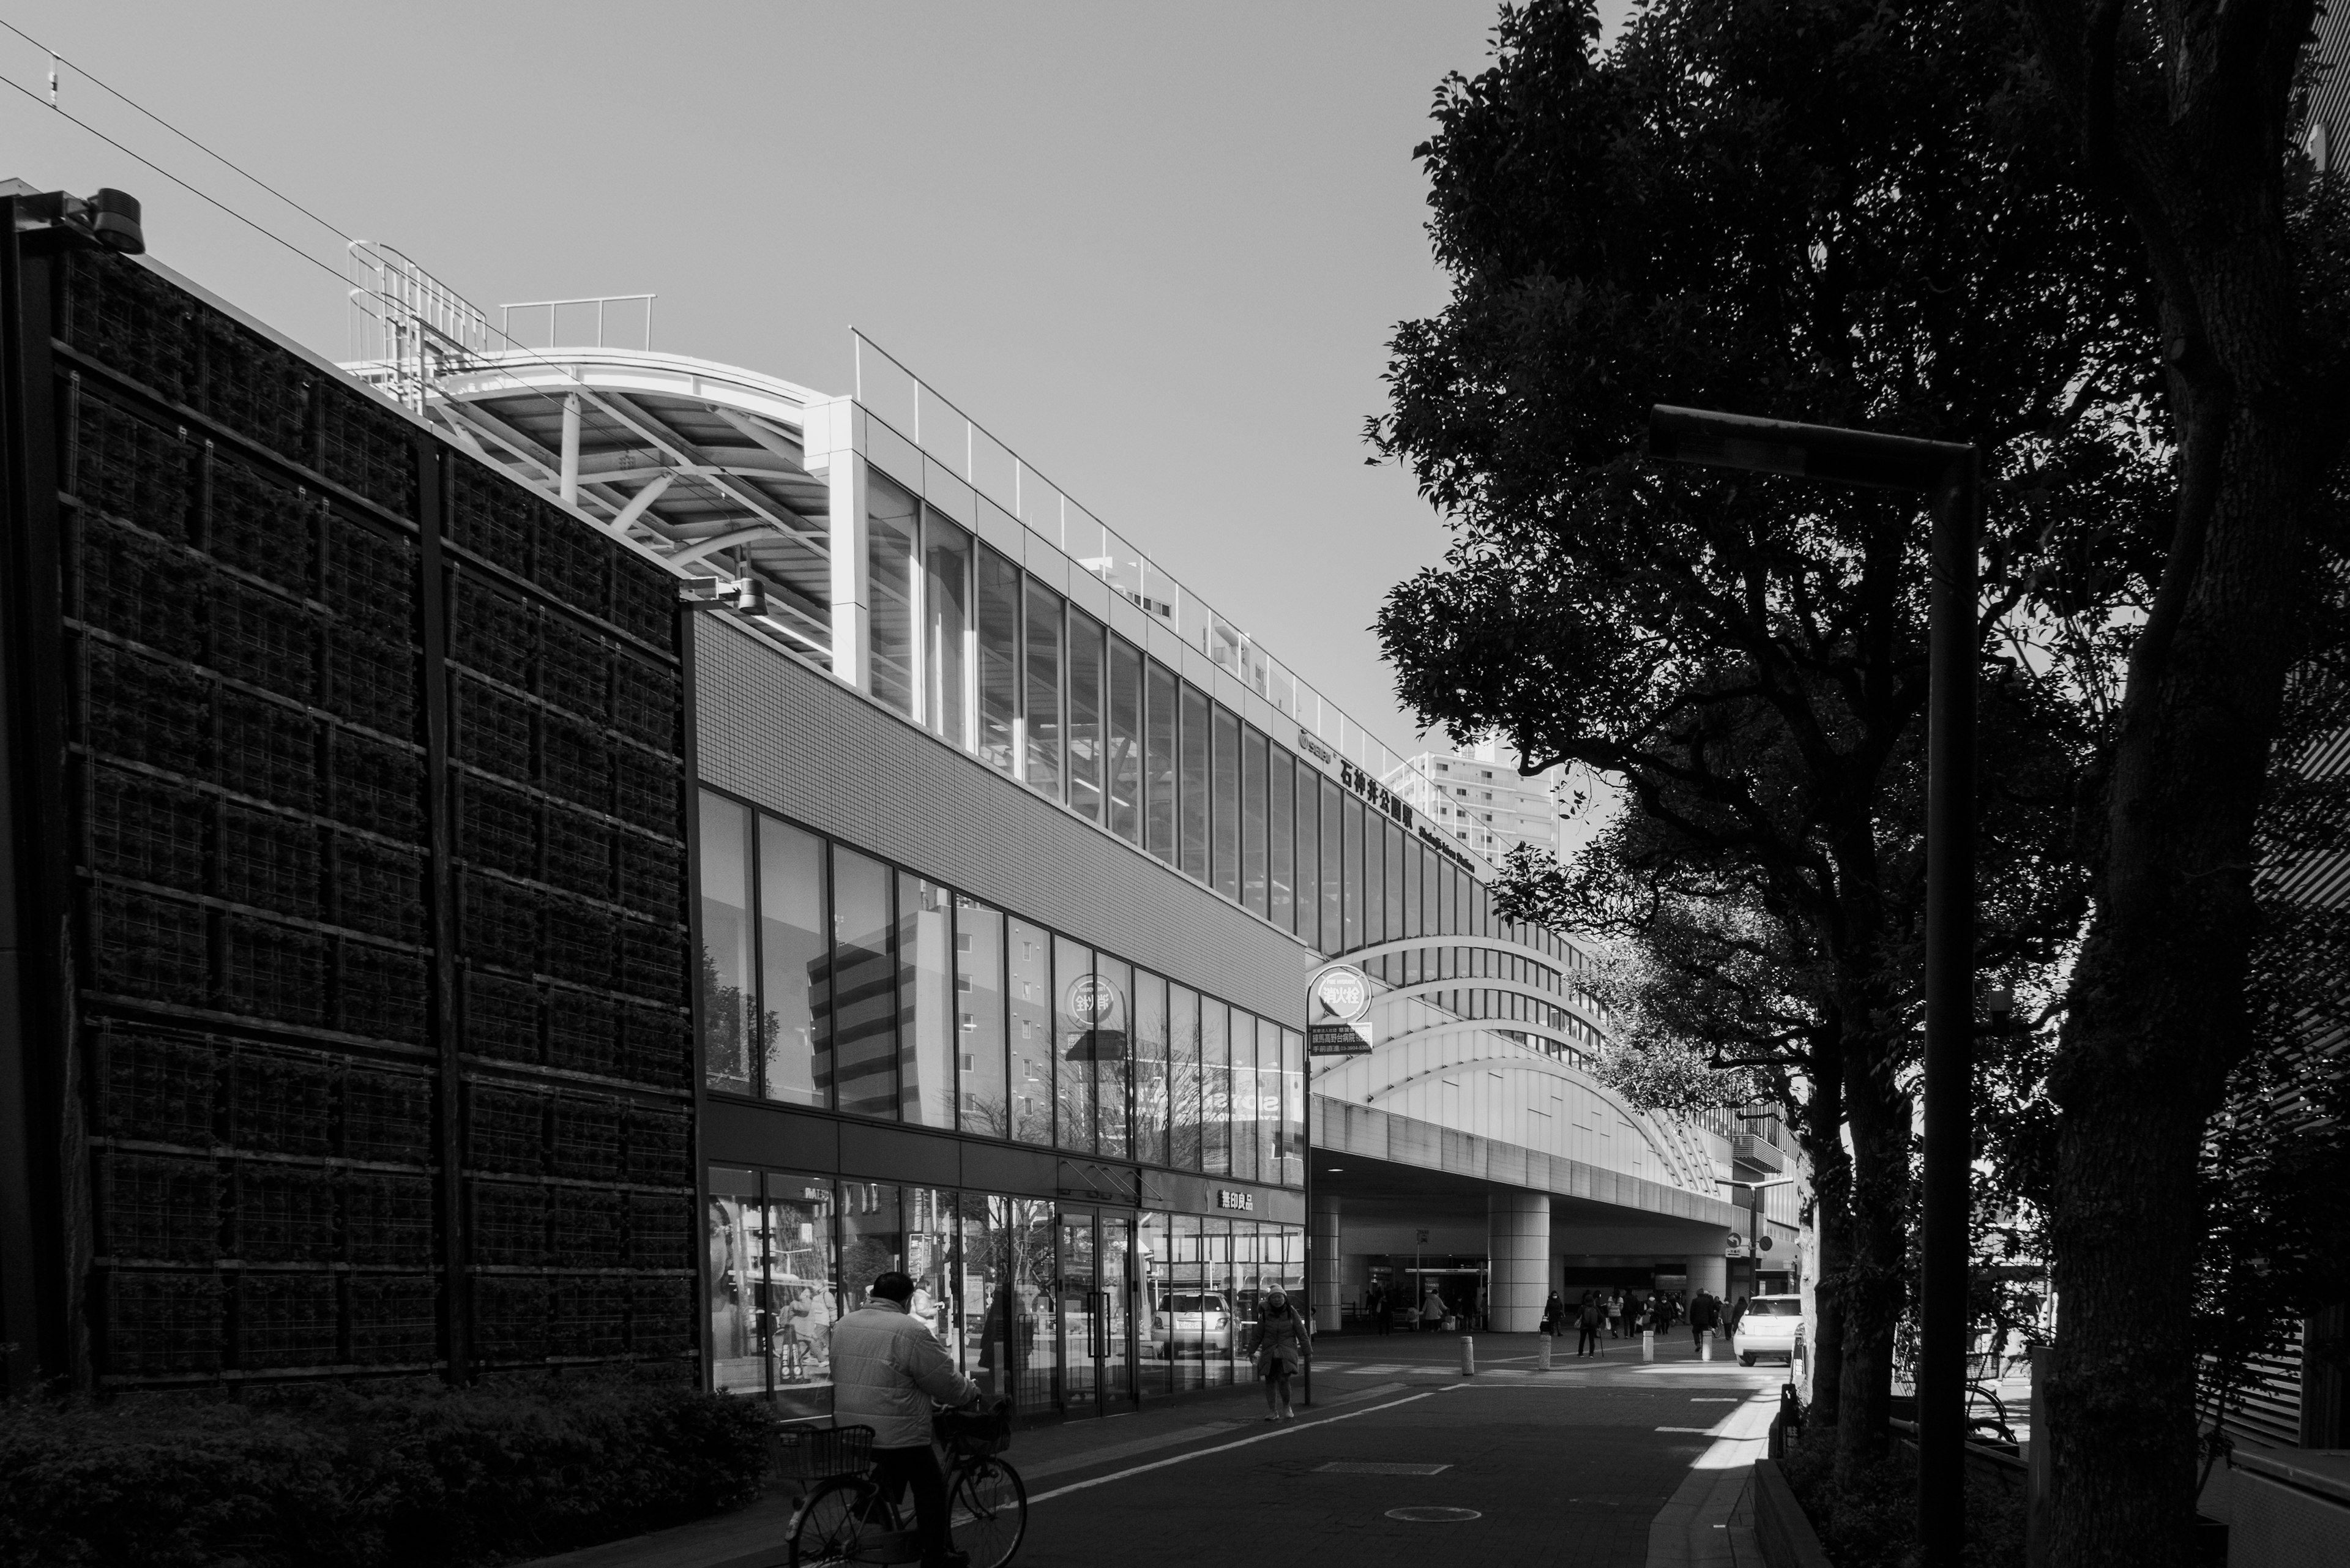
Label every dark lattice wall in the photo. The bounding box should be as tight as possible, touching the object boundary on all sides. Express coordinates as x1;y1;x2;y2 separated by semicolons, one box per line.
53;249;696;1387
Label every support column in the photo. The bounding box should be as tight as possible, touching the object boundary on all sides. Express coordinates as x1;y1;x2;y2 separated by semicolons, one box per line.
558;392;581;506
1310;1192;1341;1335
1683;1253;1728;1299
1487;1192;1549;1333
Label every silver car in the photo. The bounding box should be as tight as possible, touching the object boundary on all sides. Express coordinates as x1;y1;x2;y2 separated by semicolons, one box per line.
1733;1294;1804;1367
1150;1290;1237;1359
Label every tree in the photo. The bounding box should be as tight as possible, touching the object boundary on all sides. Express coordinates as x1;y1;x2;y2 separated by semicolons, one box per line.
1369;0;2155;1482
2011;5;2350;1557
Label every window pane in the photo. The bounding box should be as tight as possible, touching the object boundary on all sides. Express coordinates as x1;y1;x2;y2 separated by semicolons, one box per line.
969;1196;1057;1415
1385;820;1406;969
976;545;1021;774
1067;608;1106;824
898;873;955;1128
708;1167;766;1394
1257;1017;1283;1183
759;816;829;1108
1054;936;1096;1153
955;898;1010;1138
1295;767;1320;948
1024;579;1065;799
1169;985;1201;1171
1108;637;1144;845
1240;726;1269;917
1342;796;1365;952
1133;972;1169;1167
1320;777;1343;952
698;792;754;1096
839;1180;902;1310
832;846;897;1118
1267;747;1294;933
868;471;920;717
1178;684;1210;881
1144;659;1179;863
1201;1000;1229;1177
907;1188;959;1350
1094;955;1133;1160
1210;707;1241;900
763;1170;838;1422
1229;1012;1259;1184
1280;1029;1305;1187
924;509;971;748
1008;920;1054;1146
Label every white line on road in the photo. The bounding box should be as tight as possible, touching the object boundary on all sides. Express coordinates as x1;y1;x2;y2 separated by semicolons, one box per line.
1023;1389;1447;1505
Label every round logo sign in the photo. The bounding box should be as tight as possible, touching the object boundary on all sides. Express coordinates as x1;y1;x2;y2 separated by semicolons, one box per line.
1066;974;1123;1028
1311;965;1373;1025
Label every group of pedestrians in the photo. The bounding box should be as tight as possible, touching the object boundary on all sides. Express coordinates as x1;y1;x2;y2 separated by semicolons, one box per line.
1532;1285;1736;1357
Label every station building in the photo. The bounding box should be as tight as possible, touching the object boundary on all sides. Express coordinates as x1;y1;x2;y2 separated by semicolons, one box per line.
0;199;1794;1426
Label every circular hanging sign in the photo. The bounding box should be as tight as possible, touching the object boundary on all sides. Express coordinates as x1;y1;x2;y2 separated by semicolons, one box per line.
1311;964;1373;1025
1066;973;1124;1029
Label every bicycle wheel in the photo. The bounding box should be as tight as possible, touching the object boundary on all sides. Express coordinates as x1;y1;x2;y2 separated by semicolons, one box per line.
790;1476;895;1568
948;1457;1028;1568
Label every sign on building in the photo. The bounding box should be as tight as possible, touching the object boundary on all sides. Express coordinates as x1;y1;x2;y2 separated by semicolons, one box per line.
1307;963;1375;1056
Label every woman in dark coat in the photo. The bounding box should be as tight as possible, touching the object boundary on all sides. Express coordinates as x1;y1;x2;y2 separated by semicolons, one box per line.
1541;1289;1565;1337
1255;1289;1311;1421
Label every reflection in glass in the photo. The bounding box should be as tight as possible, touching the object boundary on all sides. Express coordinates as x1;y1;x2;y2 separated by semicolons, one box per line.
1169;985;1202;1171
976;546;1021;775
1280;1028;1306;1187
1094;955;1133;1159
964;1196;1057;1415
1295;767;1320;949
1007;920;1053;1146
708;1167;764;1393
1385;819;1406;971
759;817;828;1107
1240;726;1268;917
1132;973;1169;1167
1178;684;1210;882
698;793;755;1096
763;1171;840;1422
1107;637;1143;845
955;898;1010;1137
898;875;955;1128
1210;706;1240;900
1138;1211;1174;1398
1257;1017;1283;1182
1054;936;1095;1153
1229;1012;1257;1184
1058;1215;1097;1413
832;848;897;1118
1067;608;1106;824
1267;747;1294;935
1320;777;1343;954
1024;579;1065;800
1144;660;1179;864
1201;1001;1229;1177
1343;795;1366;952
838;1180;903;1310
1102;1213;1135;1409
867;472;920;718
923;510;971;748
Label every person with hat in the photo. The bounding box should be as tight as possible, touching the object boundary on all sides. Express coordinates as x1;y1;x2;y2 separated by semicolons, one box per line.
1255;1287;1311;1422
831;1270;984;1568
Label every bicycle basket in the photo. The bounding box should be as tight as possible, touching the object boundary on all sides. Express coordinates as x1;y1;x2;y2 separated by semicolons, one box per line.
934;1397;1013;1457
770;1423;876;1482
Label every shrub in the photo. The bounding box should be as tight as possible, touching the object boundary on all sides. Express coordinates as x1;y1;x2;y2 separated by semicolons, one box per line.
1779;1421;2026;1568
0;1374;773;1568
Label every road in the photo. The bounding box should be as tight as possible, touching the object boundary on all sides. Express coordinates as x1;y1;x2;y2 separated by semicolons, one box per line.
1015;1331;1784;1568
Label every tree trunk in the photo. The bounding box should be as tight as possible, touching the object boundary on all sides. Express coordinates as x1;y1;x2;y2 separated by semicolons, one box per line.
2045;379;2313;1564
1799;1064;1850;1427
1835;1047;1911;1485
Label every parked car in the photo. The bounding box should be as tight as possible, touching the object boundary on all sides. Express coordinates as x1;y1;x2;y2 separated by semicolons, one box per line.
1150;1290;1237;1359
1733;1294;1804;1367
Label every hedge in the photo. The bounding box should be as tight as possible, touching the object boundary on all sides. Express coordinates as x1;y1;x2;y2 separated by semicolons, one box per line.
0;1374;773;1568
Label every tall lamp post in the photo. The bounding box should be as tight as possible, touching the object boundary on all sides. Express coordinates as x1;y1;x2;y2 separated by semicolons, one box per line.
1646;406;1980;1564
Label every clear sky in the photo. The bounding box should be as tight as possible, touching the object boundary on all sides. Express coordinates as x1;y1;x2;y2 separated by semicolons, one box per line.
0;0;1635;769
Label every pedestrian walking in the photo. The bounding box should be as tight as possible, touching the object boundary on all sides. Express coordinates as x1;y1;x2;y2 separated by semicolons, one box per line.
1576;1290;1603;1357
1541;1289;1565;1337
1604;1287;1624;1338
1419;1284;1445;1333
1365;1278;1390;1337
1255;1288;1311;1422
1727;1293;1749;1338
1690;1290;1720;1353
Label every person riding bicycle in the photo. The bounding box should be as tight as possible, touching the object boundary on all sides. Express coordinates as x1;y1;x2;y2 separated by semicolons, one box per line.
831;1270;983;1568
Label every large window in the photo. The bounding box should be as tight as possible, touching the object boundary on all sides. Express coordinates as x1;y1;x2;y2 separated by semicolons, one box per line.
1384;821;1406;971
1294;767;1319;949
832;848;897;1118
1201;1001;1229;1178
1008;919;1054;1146
1023;580;1065;800
899;875;955;1128
1107;638;1143;846
1067;609;1106;826
956;898;1009;1138
1178;685;1210;882
759;816;828;1107
1169;985;1201;1171
923;510;971;747
1240;726;1268;918
1341;795;1365;952
1095;955;1133;1159
1054;936;1094;1153
1267;747;1294;934
699;793;755;1096
1210;707;1241;902
1228;1010;1258;1184
1319;777;1343;953
975;546;1021;774
1132;972;1168;1166
867;472;920;717
1143;659;1178;864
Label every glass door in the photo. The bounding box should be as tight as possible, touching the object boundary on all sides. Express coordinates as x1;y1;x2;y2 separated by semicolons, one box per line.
1102;1213;1136;1409
1058;1213;1098;1415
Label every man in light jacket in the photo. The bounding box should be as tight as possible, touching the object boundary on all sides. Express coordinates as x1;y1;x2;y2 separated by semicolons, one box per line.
830;1271;982;1568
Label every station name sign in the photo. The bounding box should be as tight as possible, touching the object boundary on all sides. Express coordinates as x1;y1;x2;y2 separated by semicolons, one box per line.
1416;821;1475;872
1338;760;1414;831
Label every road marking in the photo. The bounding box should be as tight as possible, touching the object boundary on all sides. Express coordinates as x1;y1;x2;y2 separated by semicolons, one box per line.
1023;1389;1445;1504
1655;1426;1720;1433
1315;1461;1450;1475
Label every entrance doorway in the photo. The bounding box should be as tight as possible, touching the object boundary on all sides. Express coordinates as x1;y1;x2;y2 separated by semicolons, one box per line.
1056;1209;1137;1416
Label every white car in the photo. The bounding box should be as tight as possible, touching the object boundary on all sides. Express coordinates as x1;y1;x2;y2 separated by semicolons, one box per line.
1150;1291;1237;1359
1733;1295;1805;1367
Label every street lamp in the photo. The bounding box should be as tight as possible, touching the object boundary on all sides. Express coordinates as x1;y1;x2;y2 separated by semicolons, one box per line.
1648;406;1980;1566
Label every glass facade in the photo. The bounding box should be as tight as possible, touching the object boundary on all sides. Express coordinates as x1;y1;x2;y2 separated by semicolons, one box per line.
707;1163;1305;1419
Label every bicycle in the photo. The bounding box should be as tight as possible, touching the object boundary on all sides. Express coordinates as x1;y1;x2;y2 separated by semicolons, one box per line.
780;1399;1028;1568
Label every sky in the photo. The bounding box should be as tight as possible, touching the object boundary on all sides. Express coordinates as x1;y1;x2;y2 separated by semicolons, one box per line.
0;0;1635;775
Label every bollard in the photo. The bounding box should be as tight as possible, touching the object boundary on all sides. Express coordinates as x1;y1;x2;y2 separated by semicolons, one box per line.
1701;1328;1714;1362
1643;1329;1654;1362
1537;1334;1553;1372
1460;1335;1475;1376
